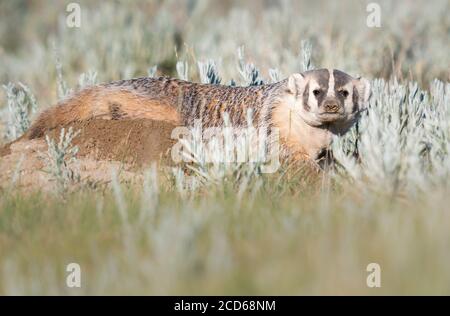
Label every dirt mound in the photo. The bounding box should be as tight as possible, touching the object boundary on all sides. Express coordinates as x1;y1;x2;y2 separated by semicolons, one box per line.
0;142;11;157
0;118;179;191
46;118;178;166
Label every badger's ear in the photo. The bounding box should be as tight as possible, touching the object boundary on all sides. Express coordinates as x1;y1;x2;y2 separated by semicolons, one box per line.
355;77;371;103
287;73;306;95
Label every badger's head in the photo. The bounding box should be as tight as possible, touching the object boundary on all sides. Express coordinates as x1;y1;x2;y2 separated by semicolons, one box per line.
286;68;371;134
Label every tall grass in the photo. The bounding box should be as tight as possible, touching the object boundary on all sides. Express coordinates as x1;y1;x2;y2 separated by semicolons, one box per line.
0;0;449;295
333;78;450;191
39;127;81;195
1;82;37;141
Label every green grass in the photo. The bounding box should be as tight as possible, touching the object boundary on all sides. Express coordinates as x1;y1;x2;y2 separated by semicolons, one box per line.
1;175;450;295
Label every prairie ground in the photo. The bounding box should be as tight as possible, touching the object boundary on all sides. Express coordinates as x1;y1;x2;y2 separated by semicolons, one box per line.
0;0;449;295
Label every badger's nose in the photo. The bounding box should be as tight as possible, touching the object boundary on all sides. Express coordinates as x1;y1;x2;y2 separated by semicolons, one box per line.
323;100;341;113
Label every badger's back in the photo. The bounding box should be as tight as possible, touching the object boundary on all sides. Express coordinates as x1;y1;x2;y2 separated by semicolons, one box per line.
26;77;284;140
27;77;185;139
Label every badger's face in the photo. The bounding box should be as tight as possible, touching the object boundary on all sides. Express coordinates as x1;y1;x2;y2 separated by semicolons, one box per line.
287;69;371;134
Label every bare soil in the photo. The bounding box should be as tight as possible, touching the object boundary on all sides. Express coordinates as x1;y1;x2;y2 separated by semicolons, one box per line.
0;118;178;191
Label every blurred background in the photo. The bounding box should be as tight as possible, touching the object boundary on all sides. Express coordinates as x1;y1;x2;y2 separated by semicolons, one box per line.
0;0;449;106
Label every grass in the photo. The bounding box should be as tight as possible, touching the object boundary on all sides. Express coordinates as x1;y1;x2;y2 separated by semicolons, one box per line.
0;0;449;295
1;177;450;295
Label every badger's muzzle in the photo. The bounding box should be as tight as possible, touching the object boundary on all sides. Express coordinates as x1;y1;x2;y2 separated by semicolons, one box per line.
318;98;344;121
323;100;340;113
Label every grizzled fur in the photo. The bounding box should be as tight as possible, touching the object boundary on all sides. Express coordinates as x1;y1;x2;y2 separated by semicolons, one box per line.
26;69;371;163
107;76;284;129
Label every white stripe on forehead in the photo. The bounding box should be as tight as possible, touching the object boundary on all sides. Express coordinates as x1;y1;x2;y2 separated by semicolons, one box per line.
327;68;335;97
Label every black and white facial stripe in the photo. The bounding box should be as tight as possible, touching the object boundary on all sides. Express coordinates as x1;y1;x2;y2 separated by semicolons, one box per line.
302;82;310;111
287;68;371;128
301;69;358;115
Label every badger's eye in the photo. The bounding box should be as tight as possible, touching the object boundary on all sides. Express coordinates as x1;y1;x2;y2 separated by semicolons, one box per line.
313;89;321;96
339;90;349;98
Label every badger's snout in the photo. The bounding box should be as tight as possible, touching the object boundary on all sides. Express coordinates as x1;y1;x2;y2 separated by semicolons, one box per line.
321;99;343;114
288;68;371;129
317;98;345;123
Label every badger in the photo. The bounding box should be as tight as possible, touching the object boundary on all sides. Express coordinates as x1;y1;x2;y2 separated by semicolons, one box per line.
22;68;370;165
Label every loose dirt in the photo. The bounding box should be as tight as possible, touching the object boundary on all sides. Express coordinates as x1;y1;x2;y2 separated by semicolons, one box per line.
0;118;179;191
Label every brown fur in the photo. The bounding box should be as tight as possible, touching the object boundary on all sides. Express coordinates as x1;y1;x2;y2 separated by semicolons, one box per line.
26;86;180;139
24;71;369;163
272;104;332;159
